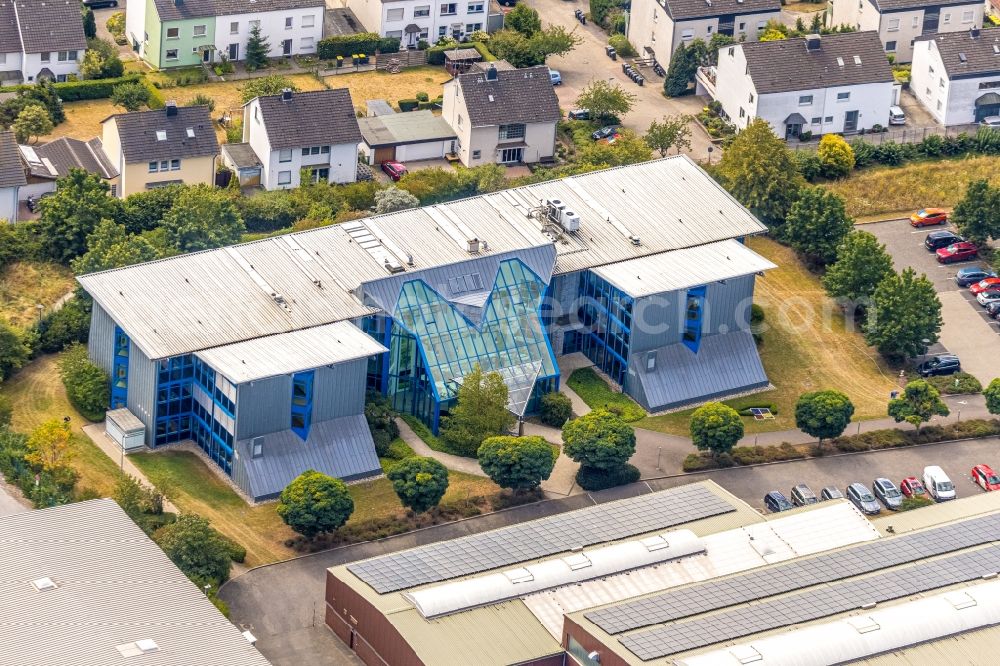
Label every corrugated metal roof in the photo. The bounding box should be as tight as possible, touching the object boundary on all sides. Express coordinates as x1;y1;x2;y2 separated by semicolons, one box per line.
78;157;767;360
592;239;776;298
106;408;144;432
0;499;272;666
870;488;1000;536
196;321;387;384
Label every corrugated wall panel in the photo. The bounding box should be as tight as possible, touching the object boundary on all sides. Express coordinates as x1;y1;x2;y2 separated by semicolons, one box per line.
88;302;116;374
702;274;755;338
126;344;158;447
630;291;681;353
235;375;291;441
313;359;367;422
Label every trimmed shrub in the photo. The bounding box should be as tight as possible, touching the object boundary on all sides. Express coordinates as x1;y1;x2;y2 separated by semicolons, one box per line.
317;33;400;59
415;91;429;102
900;496;934;511
382;439;415;462
144;79;166;109
575;463;640;491
608;34;637;57
926;371;982;395
539;392;572;427
398;98;419;112
19;74;143;101
236;190;308;232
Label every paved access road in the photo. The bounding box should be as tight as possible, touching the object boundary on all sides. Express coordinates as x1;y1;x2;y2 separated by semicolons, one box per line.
864;219;1000;384
0;481;28;517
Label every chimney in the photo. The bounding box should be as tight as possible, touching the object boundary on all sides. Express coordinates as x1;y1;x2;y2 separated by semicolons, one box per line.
165;100;177;117
805;34;821;51
486;63;497;81
281;88;293;101
174;0;182;5
971;27;981;38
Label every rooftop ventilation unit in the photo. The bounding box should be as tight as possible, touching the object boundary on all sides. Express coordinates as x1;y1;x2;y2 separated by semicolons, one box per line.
805;34;821;51
136;640;159;654
629;235;641;246
561;210;581;233
31;577;57;592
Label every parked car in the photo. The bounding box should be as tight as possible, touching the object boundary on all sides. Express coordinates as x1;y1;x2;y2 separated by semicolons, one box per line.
591;125;620;141
986;300;1000;319
956;266;997;287
972;464;1000;492
977;291;1000;306
763;491;794;513
909;208;948;227
790;483;818;506
597;132;622;145
916;354;961;377
872;477;903;510
981;115;1000;128
888;105;906;125
936;241;979;263
568;109;590;120
846;482;881;515
899;476;926;498
83;0;118;6
820;486;844;501
970;277;1000;294
380;160;407;181
549;69;562;85
923;465;956;501
924;230;964;251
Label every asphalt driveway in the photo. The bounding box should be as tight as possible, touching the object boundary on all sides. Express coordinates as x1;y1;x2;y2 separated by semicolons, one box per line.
864;219;1000;384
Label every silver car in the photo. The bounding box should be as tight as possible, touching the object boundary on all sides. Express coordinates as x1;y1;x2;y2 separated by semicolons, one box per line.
873;477;903;510
820;486;844;501
847;483;881;515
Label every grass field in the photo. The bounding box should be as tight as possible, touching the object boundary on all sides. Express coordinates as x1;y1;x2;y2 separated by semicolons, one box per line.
322;66;451;109
637;237;898;436
0;355;120;498
0;262;75;328
825;155;1000;218
566;368;646;422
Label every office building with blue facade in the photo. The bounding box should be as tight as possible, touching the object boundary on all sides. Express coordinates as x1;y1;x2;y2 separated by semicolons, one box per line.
79;156;774;502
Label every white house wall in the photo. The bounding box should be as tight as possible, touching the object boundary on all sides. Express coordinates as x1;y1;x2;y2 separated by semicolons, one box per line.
0;51;23;86
125;0;146;58
260;142;357;189
912;39;1000;125
714;45;759;129
212;8;323;62
22;52;80;83
348;0;488;45
628;0;778;61
0;186;16;223
396;139;453;161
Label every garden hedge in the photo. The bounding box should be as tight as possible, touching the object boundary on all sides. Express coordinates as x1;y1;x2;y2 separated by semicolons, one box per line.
575;463;641;491
16;75;143;101
317;33;401;59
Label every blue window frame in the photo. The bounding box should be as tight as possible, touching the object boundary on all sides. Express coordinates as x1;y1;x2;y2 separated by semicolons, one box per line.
683;285;707;353
577;271;633;386
111;326;130;409
291;370;314;441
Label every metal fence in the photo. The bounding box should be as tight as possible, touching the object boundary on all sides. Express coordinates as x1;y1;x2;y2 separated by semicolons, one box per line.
789;123;982;150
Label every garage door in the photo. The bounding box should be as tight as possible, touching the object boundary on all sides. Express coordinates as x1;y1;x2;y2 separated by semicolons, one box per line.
975;92;1000;122
373;146;395;163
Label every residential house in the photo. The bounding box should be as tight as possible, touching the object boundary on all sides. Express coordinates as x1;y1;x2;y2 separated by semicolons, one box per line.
912;27;1000;124
359;109;457;164
0;131;25;222
239;88;361;190
100;102;219;197
78;157;774;500
705;31;895;139
442;63;560;166
0;0;86;86
18;136;118;201
125;0;325;69
830;0;983;62
627;0;781;65
347;0;492;48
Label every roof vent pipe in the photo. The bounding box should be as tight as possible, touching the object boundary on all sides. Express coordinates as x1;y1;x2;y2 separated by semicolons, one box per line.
281;88;293;101
971;28;981;38
486;63;497;81
805;34;821;51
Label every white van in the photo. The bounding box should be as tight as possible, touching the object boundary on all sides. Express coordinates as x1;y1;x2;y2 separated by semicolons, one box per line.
923;466;956;501
889;106;906;125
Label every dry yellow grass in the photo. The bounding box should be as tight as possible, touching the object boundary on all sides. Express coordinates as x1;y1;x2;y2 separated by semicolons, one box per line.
0;261;75;328
43;99;120;141
825;155;1000;218
323;66;451;110
638;237;898;435
156;73;328;116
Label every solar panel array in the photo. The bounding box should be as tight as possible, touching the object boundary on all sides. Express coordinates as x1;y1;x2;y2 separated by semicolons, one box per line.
348;484;734;594
621;544;1000;660
587;512;1000;635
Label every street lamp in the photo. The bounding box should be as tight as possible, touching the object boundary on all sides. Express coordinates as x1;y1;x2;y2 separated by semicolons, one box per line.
35;303;44;325
707;146;714;165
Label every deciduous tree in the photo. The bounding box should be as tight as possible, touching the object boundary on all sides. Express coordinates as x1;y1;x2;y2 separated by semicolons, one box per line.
81;38;124;79
888;379;949;431
576;79;636;124
865;267;942;361
816;134;855;178
689;402;743;458
71;219;161;276
373;186;420;214
25;419;75;473
478;435;556;491
950;179;1000;248
985;378;1000;415
505;4;542;35
795;390;854;445
58;343;109;421
440;364;514;457
822;231;895;303
577;129;653;168
783;186;853;266
12;104;52;144
37;169;123;263
277;470;355;538
110;81;150;111
0;320;31;380
387;456;449;513
153;513;233;586
644;115;692;156
160;185;244;252
561;409;636;469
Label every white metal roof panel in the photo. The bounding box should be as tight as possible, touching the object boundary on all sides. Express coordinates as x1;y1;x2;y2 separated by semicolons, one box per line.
195;321;387;383
0;499;272;666
592;239;777;298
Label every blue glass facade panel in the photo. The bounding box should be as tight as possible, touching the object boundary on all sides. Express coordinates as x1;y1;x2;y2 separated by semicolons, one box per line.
111;326;129;409
683;285;707;353
577;271;633;386
291;370;314;441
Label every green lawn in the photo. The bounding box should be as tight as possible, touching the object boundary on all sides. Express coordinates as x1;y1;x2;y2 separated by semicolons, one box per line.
399;413;473;457
566;368;646;422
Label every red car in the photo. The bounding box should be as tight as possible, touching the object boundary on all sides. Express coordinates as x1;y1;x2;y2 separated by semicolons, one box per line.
900;477;926;498
381;160;408;181
909;208;948;227
970;277;1000;294
972;464;1000;491
936;241;978;263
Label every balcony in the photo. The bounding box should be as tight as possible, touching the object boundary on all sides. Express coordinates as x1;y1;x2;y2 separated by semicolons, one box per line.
695;66;718;99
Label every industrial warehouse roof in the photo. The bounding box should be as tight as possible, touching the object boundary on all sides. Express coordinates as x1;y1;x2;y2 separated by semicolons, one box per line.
195;321;387;383
592;238;777;297
918;28;1000;78
329;482;883;666
358;110;457;148
566;491;1000;666
0;499;272;666
77;157;768;360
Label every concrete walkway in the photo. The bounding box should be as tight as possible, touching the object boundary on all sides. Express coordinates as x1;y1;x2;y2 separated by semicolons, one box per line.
394;418;486;477
81;423;179;514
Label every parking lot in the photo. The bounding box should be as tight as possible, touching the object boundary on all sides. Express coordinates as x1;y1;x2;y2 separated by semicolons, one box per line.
865;218;1000;384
